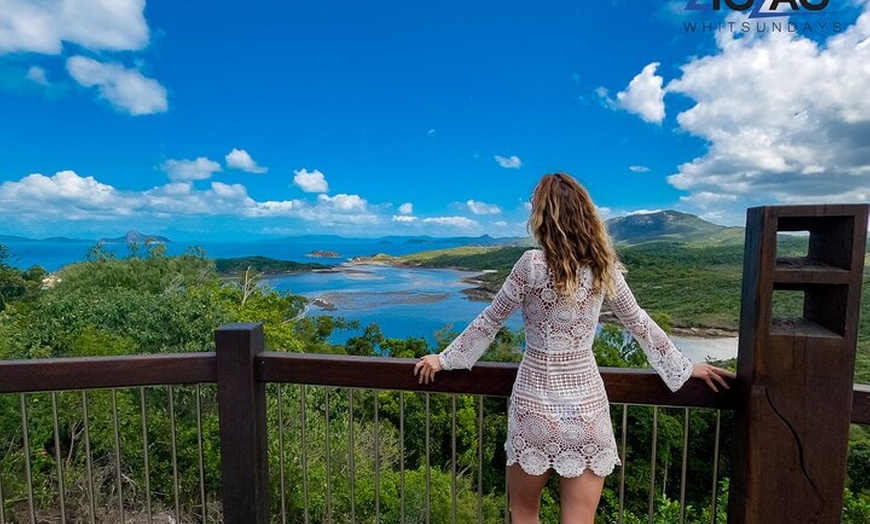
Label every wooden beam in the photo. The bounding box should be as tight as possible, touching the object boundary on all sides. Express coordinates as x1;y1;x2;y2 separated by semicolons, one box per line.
258;353;736;409
0;353;215;393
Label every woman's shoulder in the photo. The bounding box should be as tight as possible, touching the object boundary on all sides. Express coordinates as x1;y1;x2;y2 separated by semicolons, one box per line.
515;248;544;266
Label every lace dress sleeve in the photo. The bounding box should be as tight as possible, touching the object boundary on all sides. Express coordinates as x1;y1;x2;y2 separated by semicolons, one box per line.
605;270;693;392
437;250;530;370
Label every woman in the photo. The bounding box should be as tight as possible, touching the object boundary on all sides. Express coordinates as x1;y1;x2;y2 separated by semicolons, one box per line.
414;172;734;524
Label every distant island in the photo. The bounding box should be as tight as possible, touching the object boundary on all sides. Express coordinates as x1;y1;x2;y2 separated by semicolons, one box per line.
307;250;341;259
214;256;333;276
99;230;171;244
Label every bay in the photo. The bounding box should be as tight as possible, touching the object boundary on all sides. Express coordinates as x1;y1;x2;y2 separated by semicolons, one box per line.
267;263;524;345
270;263;738;362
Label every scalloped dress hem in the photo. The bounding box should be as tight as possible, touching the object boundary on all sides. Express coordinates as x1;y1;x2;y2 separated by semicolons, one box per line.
505;450;620;478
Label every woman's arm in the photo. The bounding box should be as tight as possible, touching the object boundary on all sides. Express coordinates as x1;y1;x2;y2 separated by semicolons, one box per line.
414;250;531;384
605;270;734;392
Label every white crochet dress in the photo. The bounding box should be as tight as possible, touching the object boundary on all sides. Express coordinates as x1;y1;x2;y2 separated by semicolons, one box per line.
438;249;693;478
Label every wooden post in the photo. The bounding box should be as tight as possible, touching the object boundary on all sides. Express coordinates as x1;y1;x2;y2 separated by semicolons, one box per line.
728;204;868;523
215;323;270;523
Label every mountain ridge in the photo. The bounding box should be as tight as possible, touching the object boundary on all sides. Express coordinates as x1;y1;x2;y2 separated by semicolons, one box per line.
604;210;743;246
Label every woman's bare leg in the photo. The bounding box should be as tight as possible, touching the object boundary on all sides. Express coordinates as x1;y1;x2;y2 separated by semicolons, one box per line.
558;469;605;524
507;463;551;524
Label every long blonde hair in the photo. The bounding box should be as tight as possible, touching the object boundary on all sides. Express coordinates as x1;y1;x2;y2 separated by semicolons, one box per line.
528;172;620;298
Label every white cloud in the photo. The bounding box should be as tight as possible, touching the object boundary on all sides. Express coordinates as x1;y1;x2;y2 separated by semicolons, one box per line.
161;157;222;182
422;216;478;228
0;170;116;203
317;193;367;212
225;148;267;173
679;192;738;206
246;199;305;218
494;155;523;169
629;165;651;173
0;170;132;219
596;7;870;221
628;209;663;216
662;7;870;214
0;170;370;225
615;62;666;124
398;202;414;215
466;199;502;215
0;0;149;54
0;2;166;115
0;169;531;235
26;66;48;85
66;56;167;115
293;168;329;193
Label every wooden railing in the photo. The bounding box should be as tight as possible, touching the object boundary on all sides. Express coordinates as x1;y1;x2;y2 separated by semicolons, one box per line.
2;332;870;523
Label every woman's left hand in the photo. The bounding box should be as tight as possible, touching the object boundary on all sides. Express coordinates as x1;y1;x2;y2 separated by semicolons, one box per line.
692;362;736;392
414;354;443;384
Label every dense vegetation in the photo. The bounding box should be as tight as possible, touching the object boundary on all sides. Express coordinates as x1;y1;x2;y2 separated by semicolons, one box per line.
0;240;869;522
214;256;332;276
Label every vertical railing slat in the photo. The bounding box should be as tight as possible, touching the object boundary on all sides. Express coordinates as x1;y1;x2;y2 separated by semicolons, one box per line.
679;408;690;524
20;394;35;524
277;384;288;524
711;410;722;524
648;406;658;523
400;391;405;524
50;392;67;523
301;385;310;524
169;386;181;524
82;391;96;524
195;384;207;523
111;389;125;524
139;388;153;524
618;404;628;524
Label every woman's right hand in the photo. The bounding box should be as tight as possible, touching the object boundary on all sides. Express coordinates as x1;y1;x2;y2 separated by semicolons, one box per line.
691;363;736;392
414;354;443;385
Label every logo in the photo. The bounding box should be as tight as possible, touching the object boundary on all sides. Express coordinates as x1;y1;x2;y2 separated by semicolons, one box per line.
685;0;829;18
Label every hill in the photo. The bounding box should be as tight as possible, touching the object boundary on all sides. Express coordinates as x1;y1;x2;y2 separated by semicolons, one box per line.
604;210;743;245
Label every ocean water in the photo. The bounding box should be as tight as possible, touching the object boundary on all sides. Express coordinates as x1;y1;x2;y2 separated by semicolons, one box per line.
1;237;468;272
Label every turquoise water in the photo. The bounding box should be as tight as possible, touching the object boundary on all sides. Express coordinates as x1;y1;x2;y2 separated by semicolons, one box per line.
268;263;523;344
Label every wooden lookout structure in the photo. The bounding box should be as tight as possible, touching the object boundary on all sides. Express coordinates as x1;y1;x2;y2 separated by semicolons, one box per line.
728;204;868;522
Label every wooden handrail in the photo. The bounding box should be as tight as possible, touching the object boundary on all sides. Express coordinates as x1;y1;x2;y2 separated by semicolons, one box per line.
0;352;215;393
7;350;870;421
258;352;738;410
853;384;870;425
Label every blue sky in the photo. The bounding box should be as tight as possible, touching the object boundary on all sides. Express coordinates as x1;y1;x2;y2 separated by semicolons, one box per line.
0;0;868;240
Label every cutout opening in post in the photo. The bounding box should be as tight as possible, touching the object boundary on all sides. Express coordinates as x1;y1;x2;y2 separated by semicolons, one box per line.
769;285;847;338
776;216;855;271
